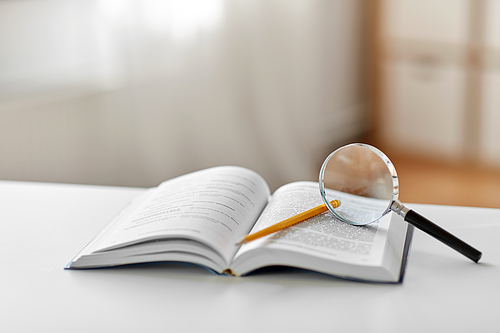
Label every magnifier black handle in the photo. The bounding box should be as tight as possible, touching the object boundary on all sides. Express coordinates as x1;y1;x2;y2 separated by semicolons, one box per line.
405;210;482;263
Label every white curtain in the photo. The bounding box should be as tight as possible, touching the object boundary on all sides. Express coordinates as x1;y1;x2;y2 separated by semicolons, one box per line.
0;0;367;190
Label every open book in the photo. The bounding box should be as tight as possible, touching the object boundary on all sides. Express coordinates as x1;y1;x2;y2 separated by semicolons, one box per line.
66;166;413;283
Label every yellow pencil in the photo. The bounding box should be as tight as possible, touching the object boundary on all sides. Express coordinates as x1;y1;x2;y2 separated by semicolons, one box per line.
237;199;341;245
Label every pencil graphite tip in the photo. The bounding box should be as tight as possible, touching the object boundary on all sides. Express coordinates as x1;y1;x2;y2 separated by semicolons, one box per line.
236;236;248;246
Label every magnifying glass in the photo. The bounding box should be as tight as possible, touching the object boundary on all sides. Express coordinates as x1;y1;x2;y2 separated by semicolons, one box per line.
319;143;481;263
239;143;481;263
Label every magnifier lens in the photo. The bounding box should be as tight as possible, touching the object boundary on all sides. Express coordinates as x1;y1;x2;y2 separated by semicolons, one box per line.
319;144;398;225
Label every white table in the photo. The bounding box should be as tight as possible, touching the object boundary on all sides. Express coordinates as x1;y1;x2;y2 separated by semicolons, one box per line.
1;181;499;332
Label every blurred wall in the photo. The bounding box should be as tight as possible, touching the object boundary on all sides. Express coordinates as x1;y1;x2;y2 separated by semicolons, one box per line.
377;0;500;167
0;0;368;190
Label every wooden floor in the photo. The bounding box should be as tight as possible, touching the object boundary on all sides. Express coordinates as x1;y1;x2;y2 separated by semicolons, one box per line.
389;154;500;209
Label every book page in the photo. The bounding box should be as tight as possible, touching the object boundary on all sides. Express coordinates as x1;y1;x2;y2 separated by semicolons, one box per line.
234;182;392;265
91;166;270;264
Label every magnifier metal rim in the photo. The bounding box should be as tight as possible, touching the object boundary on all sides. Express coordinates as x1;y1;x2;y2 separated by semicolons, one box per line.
319;143;400;225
